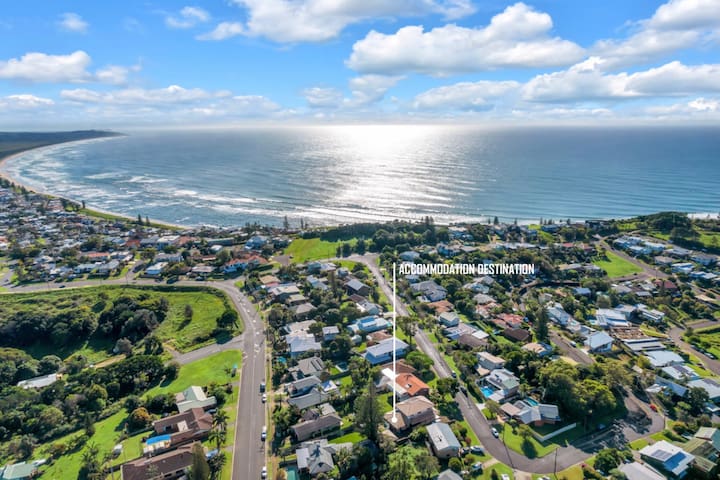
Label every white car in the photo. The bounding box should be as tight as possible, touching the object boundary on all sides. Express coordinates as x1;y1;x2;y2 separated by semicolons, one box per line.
261;466;267;478
491;427;499;438
502;474;510;480
262;393;267;403
261;425;267;441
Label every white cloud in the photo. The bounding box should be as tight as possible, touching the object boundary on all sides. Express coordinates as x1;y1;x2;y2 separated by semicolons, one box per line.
346;3;585;75
591;0;720;69
0;51;92;83
523;59;720;102
58;13;88;33
0;51;140;85
166;6;211;29
413;80;519;110
645;97;720;119
198;0;475;43
197;22;245;41
61;85;233;105
303;87;344;108
347;75;403;106
0;94;54;110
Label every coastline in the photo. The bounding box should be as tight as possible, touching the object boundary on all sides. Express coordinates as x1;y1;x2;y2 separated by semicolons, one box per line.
0;138;191;231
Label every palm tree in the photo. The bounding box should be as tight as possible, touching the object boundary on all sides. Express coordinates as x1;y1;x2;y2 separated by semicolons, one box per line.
209;428;227;451
213;410;228;433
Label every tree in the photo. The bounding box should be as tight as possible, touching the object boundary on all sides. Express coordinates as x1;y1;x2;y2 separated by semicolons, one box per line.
437;377;459;397
687;386;710;415
164;361;181;381
384;446;416;480
535;308;549;342
184;304;194;321
405;351;433;372
128;407;152;430
217;309;239;330
188;442;211;480
448;457;463;472
354;383;383;442
115;337;133;356
595;448;623;473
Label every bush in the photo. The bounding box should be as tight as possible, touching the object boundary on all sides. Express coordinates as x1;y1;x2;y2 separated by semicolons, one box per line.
128;407;152;431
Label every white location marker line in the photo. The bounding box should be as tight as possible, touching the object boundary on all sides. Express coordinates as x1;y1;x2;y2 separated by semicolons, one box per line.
391;262;398;424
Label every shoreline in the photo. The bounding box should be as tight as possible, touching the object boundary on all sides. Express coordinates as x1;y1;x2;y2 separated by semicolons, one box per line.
0;138;191;231
1;138;717;231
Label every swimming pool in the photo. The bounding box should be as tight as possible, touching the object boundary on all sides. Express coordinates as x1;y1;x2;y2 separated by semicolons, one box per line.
145;434;171;446
525;398;539;406
481;386;495;398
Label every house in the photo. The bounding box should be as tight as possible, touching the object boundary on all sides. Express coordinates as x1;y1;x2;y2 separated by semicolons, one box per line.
347;316;391;335
357;299;382;316
514;402;561;426
595;309;630;328
296;440;352;477
495;313;524;329
637;305;666;323
695;427;720;451
687;378;720;402
691;253;717;266
427;422;461;459
269;284;301;302
151;408;213;449
399;251;421;261
145;262;168;276
477;351;505;371
306;275;329;291
0;461;43;480
672;263;695;274
684;434;720;477
585;331;614;353
547;303;573;326
345;279;371;297
364;338;409;365
288;334;322;358
286;293;309;306
175;386;217;413
17;373;60;390
522;342;553;357
503;328;531;343
287;376;322;397
288;388;331;410
411;280;447;302
245;235;268;250
384;396;436;433
485;369;520;400
443;322;478;341
640;440;695;478
438;311;460;327
291;404;342;442
645;350;685;368
289;356;325;381
322;326;339;341
378;369;430;399
618;462;667;480
121;443;197;480
436;470;463;480
291;303;317;319
661;365;700;382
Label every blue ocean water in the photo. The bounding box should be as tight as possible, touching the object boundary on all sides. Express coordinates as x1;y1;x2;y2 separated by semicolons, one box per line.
3;125;719;227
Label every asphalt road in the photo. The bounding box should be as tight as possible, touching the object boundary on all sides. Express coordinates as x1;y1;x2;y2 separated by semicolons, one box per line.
669;321;720;375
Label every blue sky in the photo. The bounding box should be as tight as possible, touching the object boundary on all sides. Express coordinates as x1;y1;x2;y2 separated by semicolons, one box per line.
0;0;719;128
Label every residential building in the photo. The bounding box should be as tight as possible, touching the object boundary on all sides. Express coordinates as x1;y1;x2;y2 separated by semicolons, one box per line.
427;422;461;459
522;342;553;357
296;440;353;477
411;280;448;302
175;386;217;413
384;396;436;433
291;404;342;442
122;444;196;480
150;408;212;451
0;461;43;480
645;350;685;368
347;315;391;335
640;440;695;478
618;462;667;480
476;352;505;371
17;373;60;390
289;356;325;380
364;338;409;365
585;331;615;353
687;378;720;402
438;311;460;327
345;279;371;297
485;369;520;400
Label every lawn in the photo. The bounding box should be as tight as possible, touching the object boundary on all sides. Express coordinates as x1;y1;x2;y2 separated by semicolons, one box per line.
284;238;356;263
146;350;241;397
329;431;365;444
0;285;236;360
500;425;558;459
629;438;649;450
592;251;643;278
481;461;514;480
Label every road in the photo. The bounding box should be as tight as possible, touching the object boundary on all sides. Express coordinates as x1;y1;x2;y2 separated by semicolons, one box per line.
1;275;267;480
347;253;665;474
669;321;720;376
549;330;593;365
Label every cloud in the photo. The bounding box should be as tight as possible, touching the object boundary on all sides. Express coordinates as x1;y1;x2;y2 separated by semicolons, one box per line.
523;59;720;102
303;75;402;109
166;6;211;29
58;13;88;33
647;97;720;115
413;80;520;110
0;51;140;85
0;94;54;110
303;87;344;108
0;51;92;83
346;3;584;75
591;0;720;69
61;85;233;105
198;0;476;43
197;22;244;41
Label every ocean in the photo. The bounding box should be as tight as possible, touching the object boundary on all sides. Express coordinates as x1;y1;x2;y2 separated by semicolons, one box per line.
2;125;719;228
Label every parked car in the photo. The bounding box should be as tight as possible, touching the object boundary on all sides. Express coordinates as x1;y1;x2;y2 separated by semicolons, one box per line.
650;404;658;412
470;445;484;454
261;425;267;441
261;466;267;478
491;427;499;438
260;381;266;393
262;393;267;403
472;462;483;472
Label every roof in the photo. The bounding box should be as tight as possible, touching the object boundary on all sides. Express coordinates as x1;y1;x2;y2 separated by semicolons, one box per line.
153;407;212;435
0;462;38;480
437;470;463;480
618;462;666;480
294;356;325;376
16;373;60;389
640;440;695;476
427;422;461;452
291;413;342;441
585;331;614;350
645;350;684;367
394;373;430;397
688;378;720;399
364;338;409;363
121;443;195;480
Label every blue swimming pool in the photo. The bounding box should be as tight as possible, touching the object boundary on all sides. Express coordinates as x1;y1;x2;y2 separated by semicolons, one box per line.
525;398;539;406
145;434;171;446
481;386;495;398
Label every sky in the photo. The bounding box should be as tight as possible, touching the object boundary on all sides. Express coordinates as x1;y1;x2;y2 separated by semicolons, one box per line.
0;0;719;128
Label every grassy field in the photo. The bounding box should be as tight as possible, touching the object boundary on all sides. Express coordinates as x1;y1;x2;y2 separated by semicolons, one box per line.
284;238;356;263
146;350;241;397
0;286;235;360
592;251;643;278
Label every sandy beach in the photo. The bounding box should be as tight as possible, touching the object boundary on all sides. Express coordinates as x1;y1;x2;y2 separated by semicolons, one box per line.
0;139;191;230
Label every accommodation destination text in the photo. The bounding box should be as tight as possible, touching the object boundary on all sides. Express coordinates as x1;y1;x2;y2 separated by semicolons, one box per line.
399;263;535;276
